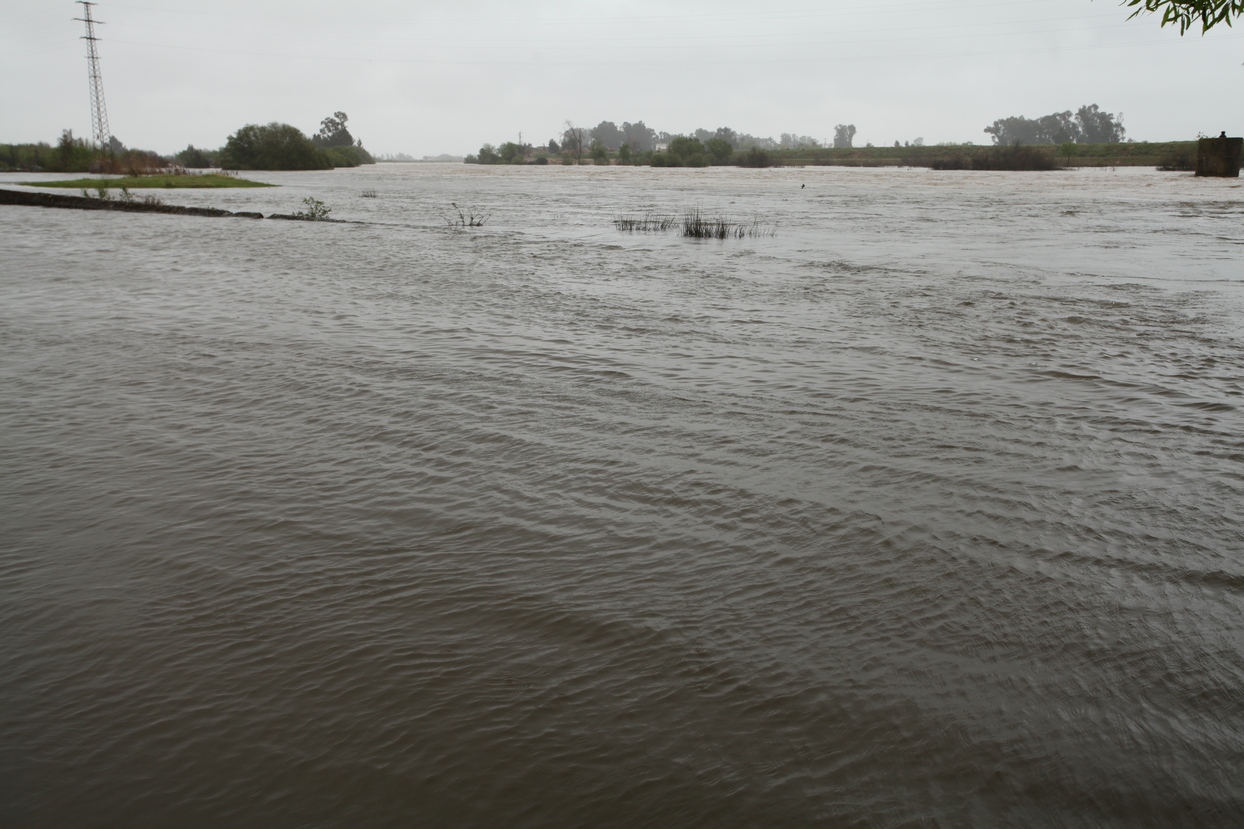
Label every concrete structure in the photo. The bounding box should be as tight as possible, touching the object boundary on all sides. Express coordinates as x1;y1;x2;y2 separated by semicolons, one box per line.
1195;134;1242;177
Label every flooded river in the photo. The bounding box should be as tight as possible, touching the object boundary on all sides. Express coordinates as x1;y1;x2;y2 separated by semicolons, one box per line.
2;164;1243;827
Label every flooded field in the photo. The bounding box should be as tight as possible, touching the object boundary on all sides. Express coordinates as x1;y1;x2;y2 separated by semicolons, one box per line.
2;164;1243;827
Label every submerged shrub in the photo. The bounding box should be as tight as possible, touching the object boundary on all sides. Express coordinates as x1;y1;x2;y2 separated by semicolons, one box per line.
445;202;488;228
295;197;332;220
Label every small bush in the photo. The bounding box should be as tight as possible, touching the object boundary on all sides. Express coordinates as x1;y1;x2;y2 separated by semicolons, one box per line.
295;197;332;220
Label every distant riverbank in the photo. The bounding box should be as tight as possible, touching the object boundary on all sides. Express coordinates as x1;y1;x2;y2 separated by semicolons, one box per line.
771;140;1198;169
23;173;272;189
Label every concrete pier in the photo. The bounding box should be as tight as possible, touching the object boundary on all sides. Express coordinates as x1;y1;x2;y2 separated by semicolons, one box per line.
1195;135;1242;177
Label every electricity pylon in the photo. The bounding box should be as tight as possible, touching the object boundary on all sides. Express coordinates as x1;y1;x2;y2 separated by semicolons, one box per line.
74;1;111;152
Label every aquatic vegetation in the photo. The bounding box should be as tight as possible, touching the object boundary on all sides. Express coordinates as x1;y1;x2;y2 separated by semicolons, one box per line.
613;213;677;232
445;202;489;227
681;210;776;239
614;209;775;239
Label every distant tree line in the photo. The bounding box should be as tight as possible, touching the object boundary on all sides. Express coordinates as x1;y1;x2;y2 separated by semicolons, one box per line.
984;104;1126;145
464;104;1136;169
3;112;377;173
467;119;839;167
1;130;165;174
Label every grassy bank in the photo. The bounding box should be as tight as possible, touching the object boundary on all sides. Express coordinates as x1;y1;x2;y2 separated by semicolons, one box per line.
770;141;1198;168
21;174;274;189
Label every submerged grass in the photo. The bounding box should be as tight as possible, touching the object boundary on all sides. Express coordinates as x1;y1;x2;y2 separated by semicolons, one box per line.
21;174;273;189
613;212;678;232
615;209;775;239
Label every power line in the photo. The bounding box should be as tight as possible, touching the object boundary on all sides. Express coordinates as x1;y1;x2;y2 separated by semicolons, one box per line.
73;1;111;151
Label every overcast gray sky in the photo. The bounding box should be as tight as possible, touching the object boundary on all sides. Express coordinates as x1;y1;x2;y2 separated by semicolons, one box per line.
3;0;1241;156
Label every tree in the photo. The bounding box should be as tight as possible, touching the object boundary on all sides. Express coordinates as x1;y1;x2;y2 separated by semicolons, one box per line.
984;105;1124;145
1120;0;1244;33
221;122;331;170
621;121;656;152
1038;111;1079;144
314;111;354;148
589;121;624;151
705;137;734;165
498;142;526;163
57;129;86;168
547;138;560;153
618;143;633;164
665;136;709;167
780;133;819;149
833;124;857;149
1075;104;1126;143
176;144;214;168
562;121;586;163
589;140;609;165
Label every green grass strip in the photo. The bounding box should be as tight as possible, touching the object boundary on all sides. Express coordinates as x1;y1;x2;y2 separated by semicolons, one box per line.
20;174;274;189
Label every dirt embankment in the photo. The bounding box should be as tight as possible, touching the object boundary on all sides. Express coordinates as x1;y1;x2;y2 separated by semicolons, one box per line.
0;187;267;218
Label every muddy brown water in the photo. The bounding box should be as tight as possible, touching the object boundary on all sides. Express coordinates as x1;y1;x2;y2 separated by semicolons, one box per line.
2;165;1243;827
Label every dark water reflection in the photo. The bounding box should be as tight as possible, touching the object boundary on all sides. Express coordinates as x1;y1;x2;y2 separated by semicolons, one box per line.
2;166;1243;827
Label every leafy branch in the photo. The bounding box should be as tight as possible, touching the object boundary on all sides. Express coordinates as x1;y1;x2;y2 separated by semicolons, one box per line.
1119;0;1244;34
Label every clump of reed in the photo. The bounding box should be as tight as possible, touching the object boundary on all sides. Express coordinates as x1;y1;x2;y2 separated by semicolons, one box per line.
681;209;775;239
445;202;488;227
613;212;677;232
614;209;774;238
361;189;378;198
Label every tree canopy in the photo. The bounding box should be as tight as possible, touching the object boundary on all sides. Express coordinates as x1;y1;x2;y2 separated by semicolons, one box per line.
1121;0;1244;33
220;123;331;170
314;111;355;148
984;105;1125;145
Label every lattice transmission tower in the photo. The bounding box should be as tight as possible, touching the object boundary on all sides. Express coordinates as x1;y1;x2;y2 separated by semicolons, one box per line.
74;1;111;151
